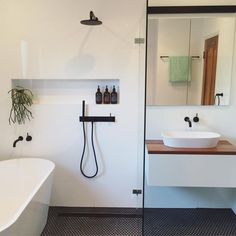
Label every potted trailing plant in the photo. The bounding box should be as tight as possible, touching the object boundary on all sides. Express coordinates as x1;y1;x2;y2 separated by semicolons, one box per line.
9;86;34;125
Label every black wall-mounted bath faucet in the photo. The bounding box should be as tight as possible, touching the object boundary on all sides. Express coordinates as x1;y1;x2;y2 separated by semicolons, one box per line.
13;136;23;148
184;117;192;128
26;133;32;142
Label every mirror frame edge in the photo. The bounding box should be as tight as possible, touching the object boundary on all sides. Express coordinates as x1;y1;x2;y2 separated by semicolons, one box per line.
145;4;236;107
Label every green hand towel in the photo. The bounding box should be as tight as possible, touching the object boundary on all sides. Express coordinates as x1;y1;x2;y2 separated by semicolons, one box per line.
169;56;192;82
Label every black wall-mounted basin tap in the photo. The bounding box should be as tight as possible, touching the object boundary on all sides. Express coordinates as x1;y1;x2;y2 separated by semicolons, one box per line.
13;136;23;148
184;117;192;128
193;113;199;123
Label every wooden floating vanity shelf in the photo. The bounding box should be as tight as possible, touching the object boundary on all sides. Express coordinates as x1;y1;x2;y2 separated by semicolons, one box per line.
146;140;236;155
146;140;236;187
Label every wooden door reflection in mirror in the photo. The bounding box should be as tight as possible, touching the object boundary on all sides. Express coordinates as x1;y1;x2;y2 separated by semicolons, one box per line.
202;35;218;105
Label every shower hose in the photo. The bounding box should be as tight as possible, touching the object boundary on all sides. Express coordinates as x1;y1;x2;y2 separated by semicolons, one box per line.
80;121;98;178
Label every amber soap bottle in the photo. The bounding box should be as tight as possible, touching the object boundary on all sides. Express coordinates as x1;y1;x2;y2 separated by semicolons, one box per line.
111;86;118;104
103;86;111;104
95;86;102;104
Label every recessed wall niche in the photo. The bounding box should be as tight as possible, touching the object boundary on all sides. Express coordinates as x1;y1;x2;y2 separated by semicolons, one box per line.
11;79;119;105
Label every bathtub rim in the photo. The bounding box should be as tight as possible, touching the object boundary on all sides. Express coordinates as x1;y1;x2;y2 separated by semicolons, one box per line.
0;158;55;232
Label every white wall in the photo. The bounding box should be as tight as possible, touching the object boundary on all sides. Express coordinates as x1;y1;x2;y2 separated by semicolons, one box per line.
187;19;205;105
0;0;146;208
145;0;236;209
146;19;158;105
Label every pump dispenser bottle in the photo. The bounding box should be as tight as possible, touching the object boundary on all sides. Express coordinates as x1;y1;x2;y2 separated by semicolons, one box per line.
111;86;118;104
103;86;111;104
95;86;102;104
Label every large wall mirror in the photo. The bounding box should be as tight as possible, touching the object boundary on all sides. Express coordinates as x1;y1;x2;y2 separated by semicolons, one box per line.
147;6;236;106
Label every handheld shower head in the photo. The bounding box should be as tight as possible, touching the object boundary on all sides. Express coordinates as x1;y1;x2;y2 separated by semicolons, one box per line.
80;11;102;26
82;100;85;117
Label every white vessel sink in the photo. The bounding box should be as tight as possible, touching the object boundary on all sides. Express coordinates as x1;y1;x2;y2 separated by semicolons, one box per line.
162;131;221;148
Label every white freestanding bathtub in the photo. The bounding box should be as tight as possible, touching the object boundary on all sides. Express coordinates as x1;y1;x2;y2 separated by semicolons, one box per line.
0;158;55;236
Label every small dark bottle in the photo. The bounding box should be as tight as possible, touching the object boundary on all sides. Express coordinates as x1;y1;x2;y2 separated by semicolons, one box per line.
95;86;102;104
111;86;118;104
103;86;111;104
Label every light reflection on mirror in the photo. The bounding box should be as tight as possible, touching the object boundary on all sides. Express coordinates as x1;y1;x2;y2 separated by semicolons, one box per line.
147;14;236;106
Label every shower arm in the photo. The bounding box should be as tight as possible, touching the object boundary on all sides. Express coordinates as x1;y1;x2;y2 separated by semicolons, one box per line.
90;11;97;20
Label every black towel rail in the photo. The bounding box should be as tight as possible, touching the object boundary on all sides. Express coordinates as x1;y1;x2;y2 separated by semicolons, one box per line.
160;56;200;59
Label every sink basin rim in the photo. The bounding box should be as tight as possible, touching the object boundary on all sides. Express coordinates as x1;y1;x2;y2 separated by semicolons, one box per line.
162;131;221;139
161;131;221;148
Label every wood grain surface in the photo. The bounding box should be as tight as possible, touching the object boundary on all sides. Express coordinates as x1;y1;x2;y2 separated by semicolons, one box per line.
146;140;236;155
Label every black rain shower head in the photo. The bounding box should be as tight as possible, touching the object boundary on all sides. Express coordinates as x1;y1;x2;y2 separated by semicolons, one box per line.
80;11;102;26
